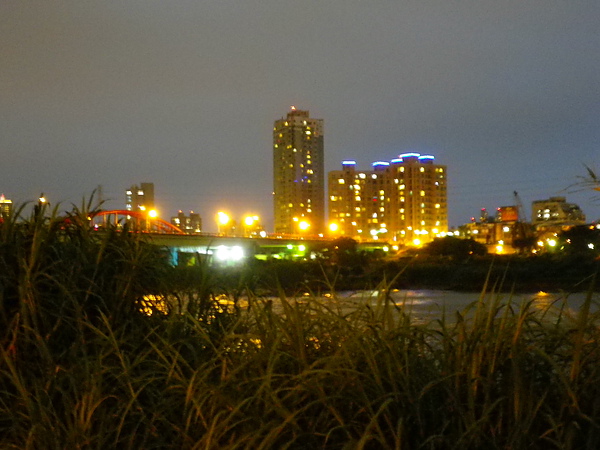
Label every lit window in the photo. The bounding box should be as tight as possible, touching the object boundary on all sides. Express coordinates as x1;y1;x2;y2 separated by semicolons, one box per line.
338;179;345;184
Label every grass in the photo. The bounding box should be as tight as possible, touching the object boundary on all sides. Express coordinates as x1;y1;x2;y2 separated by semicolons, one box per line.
1;201;600;448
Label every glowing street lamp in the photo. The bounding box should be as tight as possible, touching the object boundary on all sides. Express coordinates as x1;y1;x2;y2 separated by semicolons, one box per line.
217;211;231;235
217;211;230;225
329;222;339;234
243;215;261;237
298;220;310;232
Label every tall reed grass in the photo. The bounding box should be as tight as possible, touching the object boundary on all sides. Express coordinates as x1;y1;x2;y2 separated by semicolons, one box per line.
1;201;599;448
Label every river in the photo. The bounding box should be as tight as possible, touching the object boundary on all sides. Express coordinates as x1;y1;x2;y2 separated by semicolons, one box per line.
329;289;599;323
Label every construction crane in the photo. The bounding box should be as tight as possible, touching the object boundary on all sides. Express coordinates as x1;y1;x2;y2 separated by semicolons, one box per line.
513;191;526;222
512;191;535;253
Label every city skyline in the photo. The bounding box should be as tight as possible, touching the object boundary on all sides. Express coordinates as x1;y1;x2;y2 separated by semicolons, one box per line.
1;2;599;231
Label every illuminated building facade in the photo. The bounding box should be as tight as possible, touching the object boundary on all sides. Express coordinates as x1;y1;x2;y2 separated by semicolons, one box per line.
532;197;585;226
273;107;324;234
126;182;155;212
0;194;13;220
171;210;202;234
328;153;447;245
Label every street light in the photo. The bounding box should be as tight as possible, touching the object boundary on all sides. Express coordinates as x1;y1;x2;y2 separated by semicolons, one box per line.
298;220;310;232
217;211;231;235
243;215;261;237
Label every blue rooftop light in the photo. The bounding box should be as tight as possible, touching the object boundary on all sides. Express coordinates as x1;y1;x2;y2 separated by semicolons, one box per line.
418;154;435;161
399;152;421;159
342;160;356;165
390;158;403;164
372;161;390;167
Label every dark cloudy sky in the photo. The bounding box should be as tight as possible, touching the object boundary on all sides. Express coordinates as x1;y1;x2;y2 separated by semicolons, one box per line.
2;1;599;230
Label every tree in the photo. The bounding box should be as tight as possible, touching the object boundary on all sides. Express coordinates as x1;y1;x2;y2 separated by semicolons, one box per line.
423;236;487;259
557;225;600;257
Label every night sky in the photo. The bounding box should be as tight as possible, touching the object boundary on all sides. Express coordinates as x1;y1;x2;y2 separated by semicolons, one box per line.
2;1;599;231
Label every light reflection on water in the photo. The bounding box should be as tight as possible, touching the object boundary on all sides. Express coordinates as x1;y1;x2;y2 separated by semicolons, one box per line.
331;289;598;323
143;290;599;323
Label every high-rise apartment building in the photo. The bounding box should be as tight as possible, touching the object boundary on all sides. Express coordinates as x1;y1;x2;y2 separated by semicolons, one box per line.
125;182;155;212
328;153;447;245
273;107;324;234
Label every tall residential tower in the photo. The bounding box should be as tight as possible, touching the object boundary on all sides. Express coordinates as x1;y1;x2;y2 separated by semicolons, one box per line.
273;107;324;234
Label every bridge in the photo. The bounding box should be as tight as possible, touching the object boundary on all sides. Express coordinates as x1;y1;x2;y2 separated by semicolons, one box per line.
90;210;390;265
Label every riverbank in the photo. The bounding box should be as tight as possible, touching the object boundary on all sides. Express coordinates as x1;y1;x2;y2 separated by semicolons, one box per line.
208;253;600;296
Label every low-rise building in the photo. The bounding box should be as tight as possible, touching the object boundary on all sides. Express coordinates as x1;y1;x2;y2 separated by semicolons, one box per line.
0;194;13;220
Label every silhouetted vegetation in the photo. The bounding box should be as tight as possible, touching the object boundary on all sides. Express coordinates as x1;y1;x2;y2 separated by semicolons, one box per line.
422;235;487;259
1;201;600;448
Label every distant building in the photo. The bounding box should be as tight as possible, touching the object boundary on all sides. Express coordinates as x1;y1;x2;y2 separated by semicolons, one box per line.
273;107;325;235
171;210;202;234
126;182;155;212
328;153;448;245
0;194;13;221
532;197;585;226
